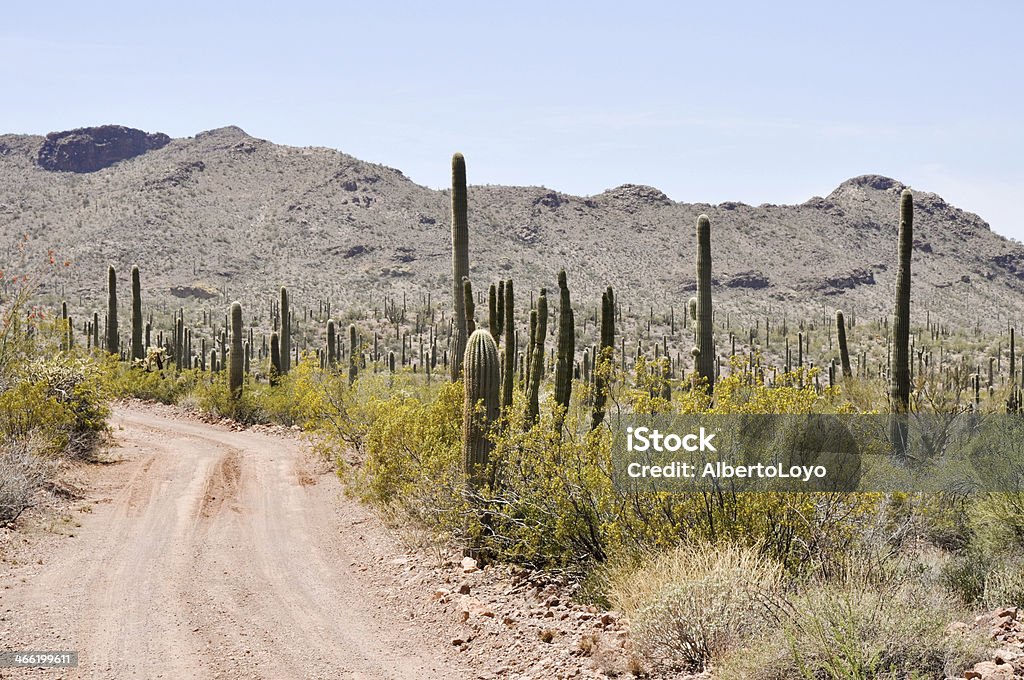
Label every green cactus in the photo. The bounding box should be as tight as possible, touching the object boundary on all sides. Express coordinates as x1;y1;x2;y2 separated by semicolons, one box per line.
463;328;500;490
348;324;358;385
131;265;144;361
450;152;470;381
836;310;852;378
106;265;118;354
326;319;337;368
488;282;498;340
524;289;548;426
553;270;575;431
501;279;515;416
695;215;715;392
496;280;505;344
592;286;615;430
229;301;244;400
280;286;291;374
891;190;913;453
463;277;476;334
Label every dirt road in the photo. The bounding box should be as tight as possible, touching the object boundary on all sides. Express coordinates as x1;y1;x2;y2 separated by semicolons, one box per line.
0;404;467;679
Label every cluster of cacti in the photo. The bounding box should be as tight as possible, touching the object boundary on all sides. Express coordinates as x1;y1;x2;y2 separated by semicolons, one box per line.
450;152;469;381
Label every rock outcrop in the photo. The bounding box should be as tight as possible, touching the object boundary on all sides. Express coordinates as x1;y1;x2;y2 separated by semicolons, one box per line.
37;125;170;173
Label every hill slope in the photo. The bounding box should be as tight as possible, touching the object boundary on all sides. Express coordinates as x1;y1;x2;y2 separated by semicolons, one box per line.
1;125;1021;331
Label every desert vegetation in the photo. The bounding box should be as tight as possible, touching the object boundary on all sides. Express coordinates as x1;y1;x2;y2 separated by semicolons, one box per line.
7;149;1024;678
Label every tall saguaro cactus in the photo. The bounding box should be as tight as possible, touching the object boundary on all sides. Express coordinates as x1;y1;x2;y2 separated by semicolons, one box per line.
463;329;500;490
525;289;548;425
326;319;337;368
269;331;281;387
450;152;470;381
280;286;291;374
131;265;144;361
106;265;118;354
592;286;615;430
836;310;852;378
229;301;244;400
501;279;515;416
695;215;715;391
488;283;498;340
348;324;358;386
890;190;913;453
553;270;575;430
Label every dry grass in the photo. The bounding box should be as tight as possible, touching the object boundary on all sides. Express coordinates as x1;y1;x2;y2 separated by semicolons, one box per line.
608;542;787;672
0;435;55;525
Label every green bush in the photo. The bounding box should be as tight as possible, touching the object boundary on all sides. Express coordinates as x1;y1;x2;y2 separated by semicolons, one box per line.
0;354;109;456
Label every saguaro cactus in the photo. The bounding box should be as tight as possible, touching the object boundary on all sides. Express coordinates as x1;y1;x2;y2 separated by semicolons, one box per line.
592;286;615;430
348;324;358;385
463;278;476;334
525;289;548;425
463;329;500;489
326;319;337;368
280;286;291;374
488;283;498;340
130;265;144;361
836;310;852;379
496;280;505;344
891;190;913;453
450;152;470;381
695;215;715;391
106;265;118;354
269;331;281;387
229;301;244;400
501;279;515;415
553;270;575;430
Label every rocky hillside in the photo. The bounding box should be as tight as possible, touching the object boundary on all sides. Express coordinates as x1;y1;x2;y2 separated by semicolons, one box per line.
0;124;1021;330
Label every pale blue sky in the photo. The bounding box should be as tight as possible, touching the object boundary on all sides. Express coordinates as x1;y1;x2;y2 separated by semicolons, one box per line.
3;1;1022;238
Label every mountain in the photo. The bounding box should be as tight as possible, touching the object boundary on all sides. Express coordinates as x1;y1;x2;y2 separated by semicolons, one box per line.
1;124;1021;332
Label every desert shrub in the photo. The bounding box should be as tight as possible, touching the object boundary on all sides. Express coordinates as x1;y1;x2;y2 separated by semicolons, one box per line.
718;569;982;680
339;361;892;573
101;358;201;405
982;558;1024;609
609;542;787;673
941;551;996;606
185;372;268;424
970;492;1024;555
0;435;55;525
0;354;109;456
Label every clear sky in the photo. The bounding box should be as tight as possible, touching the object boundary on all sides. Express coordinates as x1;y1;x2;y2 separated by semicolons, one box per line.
3;1;1022;239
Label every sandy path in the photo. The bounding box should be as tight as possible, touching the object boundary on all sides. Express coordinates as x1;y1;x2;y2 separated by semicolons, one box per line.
0;405;466;679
